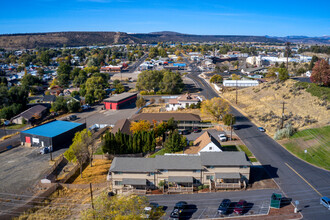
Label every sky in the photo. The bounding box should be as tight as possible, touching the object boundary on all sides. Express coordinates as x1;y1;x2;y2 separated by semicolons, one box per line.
0;0;329;36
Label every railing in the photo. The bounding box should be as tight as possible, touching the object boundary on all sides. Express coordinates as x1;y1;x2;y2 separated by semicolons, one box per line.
168;186;194;193
214;183;241;189
122;187;147;194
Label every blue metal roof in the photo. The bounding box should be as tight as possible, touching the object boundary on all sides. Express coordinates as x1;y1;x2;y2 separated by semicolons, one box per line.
21;120;83;138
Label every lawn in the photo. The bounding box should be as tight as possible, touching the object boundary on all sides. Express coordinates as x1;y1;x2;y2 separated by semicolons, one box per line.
71;159;111;184
221;144;258;162
283;126;330;170
222;145;239;151
5;124;27;129
149;148;169;158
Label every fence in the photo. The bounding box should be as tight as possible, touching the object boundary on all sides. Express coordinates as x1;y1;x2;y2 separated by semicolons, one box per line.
58;162;81;183
44;154;65;180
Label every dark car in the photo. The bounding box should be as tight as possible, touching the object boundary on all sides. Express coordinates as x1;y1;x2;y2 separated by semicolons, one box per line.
218;199;231;215
192;127;200;133
234;200;247;215
179;129;190;135
170;201;188;219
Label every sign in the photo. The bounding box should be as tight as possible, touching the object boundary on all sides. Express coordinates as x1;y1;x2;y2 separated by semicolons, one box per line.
32;138;39;144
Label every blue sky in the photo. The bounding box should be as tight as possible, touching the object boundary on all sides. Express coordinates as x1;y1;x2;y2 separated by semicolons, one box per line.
0;0;329;36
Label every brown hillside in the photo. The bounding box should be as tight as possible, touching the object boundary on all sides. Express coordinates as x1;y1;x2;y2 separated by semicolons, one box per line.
0;32;141;49
222;79;329;136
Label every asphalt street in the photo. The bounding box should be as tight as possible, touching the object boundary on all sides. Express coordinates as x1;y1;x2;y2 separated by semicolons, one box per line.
186;61;330;219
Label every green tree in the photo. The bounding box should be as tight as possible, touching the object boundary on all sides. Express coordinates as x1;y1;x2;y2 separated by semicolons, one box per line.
67;100;81;112
39;51;50;66
223;114;236;126
161;71;184;94
278;68;289;81
52;96;68;113
136;70;163;92
164;130;187;153
309;55;319;70
57;62;72;87
210;74;223;84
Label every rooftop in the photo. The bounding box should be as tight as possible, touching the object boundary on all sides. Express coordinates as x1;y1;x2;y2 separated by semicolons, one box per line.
21;120;83;138
12;105;47;121
130;113;201;122
103;92;137;103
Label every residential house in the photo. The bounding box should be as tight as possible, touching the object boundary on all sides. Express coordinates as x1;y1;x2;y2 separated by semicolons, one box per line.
41;95;56;104
11;105;47;124
130;113;202;130
108;152;252;194
165;93;202;111
111;119;132;135
184;131;222;154
223;80;259;87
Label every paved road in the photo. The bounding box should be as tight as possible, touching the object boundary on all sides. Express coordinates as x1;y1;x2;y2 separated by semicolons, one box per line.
148;189;277;219
186;61;330;219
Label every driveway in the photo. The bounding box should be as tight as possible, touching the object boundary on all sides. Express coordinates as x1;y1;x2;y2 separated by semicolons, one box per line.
148;189;278;219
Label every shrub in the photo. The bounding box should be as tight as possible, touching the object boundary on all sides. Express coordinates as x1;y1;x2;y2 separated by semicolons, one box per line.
158;180;165;187
140;91;149;95
274;123;296;140
158;98;165;103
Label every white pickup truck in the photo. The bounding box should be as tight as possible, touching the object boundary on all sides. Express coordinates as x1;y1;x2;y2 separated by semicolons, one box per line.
218;134;227;142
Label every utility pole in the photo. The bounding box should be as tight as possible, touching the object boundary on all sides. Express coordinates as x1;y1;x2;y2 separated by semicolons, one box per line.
285;42;291;71
281;101;286;129
236;80;238;104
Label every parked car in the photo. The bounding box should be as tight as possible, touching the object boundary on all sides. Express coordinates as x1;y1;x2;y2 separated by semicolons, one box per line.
170;201;187;219
179;129;190;135
192;127;200;133
234;200;247;215
67;115;77;121
218;199;231;215
81;104;91;111
257;127;265;132
39;146;52;154
218;134;227;142
232;125;239;130
320;196;330;210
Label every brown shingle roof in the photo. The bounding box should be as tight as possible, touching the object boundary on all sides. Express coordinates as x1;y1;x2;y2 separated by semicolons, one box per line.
12;105;47;121
130;113;201;122
184;131;222;154
111;119;132;135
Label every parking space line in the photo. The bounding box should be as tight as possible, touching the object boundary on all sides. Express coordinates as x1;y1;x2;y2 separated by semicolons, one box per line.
197;207;207;219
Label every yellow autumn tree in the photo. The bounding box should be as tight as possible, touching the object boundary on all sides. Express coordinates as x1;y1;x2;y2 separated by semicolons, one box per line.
201;97;230;122
130;120;151;133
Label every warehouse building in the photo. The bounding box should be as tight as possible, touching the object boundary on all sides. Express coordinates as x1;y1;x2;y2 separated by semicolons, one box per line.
103;92;137;110
20;120;86;150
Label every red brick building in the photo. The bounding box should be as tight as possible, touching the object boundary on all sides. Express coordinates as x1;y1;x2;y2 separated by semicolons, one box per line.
103;92;138;110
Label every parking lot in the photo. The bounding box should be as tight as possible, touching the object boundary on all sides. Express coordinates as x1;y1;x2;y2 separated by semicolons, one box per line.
148;189;279;219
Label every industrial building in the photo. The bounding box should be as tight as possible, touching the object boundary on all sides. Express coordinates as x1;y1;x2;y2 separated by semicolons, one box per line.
103;92;137;110
20;120;86;149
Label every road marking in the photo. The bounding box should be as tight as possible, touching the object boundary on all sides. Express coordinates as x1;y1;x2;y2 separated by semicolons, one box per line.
285;162;323;197
197;207;207;219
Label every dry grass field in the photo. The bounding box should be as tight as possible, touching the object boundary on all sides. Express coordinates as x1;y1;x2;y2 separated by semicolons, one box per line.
222;79;329;136
72;159;111;184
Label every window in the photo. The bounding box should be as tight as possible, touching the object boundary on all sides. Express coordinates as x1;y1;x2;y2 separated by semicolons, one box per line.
240;166;248;169
159;169;168;172
149;172;155;176
207;166;214;169
209;147;212;150
114;181;122;186
206;175;214;180
193;170;201;173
